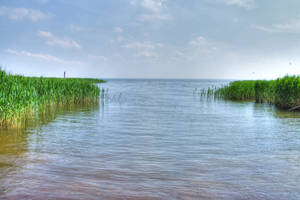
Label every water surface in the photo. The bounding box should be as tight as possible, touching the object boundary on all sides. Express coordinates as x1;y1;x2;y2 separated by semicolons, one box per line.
1;79;300;200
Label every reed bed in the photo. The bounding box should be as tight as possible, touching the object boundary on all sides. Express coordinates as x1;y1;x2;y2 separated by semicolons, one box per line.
213;75;300;110
0;69;104;127
254;80;275;104
214;80;256;100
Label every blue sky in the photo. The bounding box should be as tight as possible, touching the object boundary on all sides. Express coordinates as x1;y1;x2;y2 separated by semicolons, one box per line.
1;0;300;79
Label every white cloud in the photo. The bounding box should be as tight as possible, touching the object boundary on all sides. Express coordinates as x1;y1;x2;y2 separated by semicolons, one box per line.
123;42;156;49
252;25;275;33
253;18;300;33
123;41;163;58
189;36;209;47
88;54;107;61
114;27;123;33
141;0;166;12
220;0;254;9
130;0;171;22
5;49;65;63
37;31;81;49
175;51;192;60
188;36;218;53
138;13;171;21
136;51;158;58
0;6;52;22
130;0;166;12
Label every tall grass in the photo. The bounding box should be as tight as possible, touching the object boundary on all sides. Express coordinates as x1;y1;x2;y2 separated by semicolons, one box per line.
214;75;300;110
0;69;104;127
274;76;300;109
254;80;275;104
214;80;256;100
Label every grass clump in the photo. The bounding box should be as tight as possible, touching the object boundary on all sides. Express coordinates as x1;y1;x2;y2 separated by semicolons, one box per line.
214;75;300;110
254;80;275;104
214;80;256;101
0;69;104;127
274;75;300;109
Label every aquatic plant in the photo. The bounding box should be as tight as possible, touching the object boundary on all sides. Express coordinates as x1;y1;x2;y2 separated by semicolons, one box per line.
274;75;300;109
254;80;275;104
214;80;256;101
0;69;104;127
213;75;300;110
198;87;216;99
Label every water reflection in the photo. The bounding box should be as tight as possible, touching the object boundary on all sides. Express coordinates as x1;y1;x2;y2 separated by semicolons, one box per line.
0;103;99;198
0;128;29;196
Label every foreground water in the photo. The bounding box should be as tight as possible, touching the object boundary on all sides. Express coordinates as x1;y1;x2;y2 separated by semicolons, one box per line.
1;79;300;200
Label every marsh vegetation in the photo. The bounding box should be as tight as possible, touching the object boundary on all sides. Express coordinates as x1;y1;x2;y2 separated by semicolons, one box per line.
0;69;104;127
212;75;300;110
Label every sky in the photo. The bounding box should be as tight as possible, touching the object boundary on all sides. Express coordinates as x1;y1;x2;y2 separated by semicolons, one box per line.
1;0;300;79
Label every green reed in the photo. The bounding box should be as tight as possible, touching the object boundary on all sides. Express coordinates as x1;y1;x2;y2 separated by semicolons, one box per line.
197;87;218;99
213;75;300;110
274;75;300;109
254;80;275;104
0;69;104;127
214;80;256;100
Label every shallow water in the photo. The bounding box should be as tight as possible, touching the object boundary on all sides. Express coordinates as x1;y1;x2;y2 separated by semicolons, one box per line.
1;79;300;200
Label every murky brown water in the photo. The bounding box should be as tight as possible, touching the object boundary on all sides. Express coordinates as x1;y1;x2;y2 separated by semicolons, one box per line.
1;79;300;200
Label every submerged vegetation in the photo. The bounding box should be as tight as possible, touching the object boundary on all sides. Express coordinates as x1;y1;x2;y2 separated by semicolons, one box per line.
0;69;105;127
213;75;300;111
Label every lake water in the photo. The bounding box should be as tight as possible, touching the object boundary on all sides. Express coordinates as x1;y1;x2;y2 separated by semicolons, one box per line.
1;79;300;200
